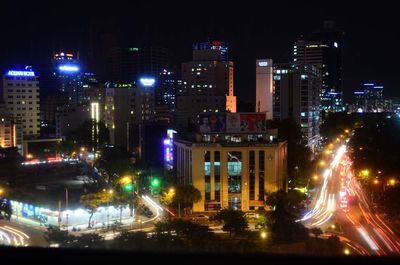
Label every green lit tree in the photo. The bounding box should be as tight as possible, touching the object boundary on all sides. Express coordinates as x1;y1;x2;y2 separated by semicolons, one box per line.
80;190;114;228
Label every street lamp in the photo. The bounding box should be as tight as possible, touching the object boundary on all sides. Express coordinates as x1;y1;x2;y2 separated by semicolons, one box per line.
373;179;379;185
344;248;350;255
0;188;4;196
260;231;267;239
389;179;396;186
313;175;319;181
319;160;326;167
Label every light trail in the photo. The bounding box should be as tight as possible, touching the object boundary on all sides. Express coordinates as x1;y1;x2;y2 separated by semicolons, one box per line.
357;227;379;251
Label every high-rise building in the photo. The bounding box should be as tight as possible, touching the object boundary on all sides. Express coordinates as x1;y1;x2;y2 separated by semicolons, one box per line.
352;83;386;113
0;104;23;154
175;112;287;212
1;69;41;139
104;84;133;150
255;59;274;119
155;69;182;123
52;51;83;106
110;46;169;83
176;42;236;129
273;64;320;152
193;41;229;61
293;21;344;112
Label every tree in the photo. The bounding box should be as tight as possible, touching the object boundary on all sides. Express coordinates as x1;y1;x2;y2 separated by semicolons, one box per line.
310;227;323;238
266;190;309;244
80;190;114;228
276;119;313;186
171;185;201;215
213;208;248;236
0;198;12;220
44;225;72;246
95;147;132;184
70;233;105;248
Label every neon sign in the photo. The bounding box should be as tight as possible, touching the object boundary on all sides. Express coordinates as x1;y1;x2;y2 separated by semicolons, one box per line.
258;61;268;67
139;78;155;87
7;70;35;77
59;65;79;72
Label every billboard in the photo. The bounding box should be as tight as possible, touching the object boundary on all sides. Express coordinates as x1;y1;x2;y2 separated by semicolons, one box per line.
239;113;266;132
199;113;266;133
199;113;226;133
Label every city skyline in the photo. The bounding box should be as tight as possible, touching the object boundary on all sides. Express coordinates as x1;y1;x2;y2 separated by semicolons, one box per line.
1;1;399;104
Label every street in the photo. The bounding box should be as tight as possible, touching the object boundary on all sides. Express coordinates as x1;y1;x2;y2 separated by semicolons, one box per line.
0;220;47;247
302;140;400;255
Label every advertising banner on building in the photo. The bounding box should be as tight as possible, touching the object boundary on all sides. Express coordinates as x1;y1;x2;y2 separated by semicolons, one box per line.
239;113;266;133
199;113;226;133
226;113;241;132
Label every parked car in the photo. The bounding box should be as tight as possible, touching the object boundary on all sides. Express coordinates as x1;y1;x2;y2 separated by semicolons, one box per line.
191;214;209;222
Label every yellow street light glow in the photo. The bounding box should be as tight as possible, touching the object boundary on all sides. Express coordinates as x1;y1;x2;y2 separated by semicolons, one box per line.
26;154;33;159
329;144;334;148
81;147;86;152
260;231;267;239
344;129;349;133
389;179;396;186
359;147;363;150
313;175;319;181
169;188;175;194
344;248;350;255
121;176;132;185
331;224;336;229
373;179;379;184
108;189;114;194
0;188;3;195
319;161;326;167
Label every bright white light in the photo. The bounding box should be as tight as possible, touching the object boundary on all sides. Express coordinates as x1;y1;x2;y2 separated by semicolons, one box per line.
357;227;379;250
91;102;100;122
59;65;79;72
139;78;155;87
258;61;268;67
334;42;338;48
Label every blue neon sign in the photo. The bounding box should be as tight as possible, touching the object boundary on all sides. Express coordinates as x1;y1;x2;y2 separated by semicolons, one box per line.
140;77;155;87
7;70;35;77
59;65;80;72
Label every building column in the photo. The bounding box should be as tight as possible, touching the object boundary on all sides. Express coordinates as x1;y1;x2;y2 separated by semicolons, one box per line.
192;149;205;212
265;149;277;193
210;151;215;201
254;150;259;203
221;150;229;209
241;150;249;211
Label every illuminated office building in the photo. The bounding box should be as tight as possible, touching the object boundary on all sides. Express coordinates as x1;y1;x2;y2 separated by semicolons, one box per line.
352;83;385;113
293;21;344;112
255;59;274;119
175;112;287;212
273;64;320;152
177;42;236;129
0;104;23;154
52;51;83;106
1;69;40;139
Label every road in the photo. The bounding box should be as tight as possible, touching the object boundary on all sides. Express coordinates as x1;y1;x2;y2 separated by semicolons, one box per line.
301;140;400;256
0;220;47;247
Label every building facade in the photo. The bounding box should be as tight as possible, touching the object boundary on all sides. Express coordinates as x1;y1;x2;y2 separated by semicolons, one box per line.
255;59;274;119
177;43;236;130
351;83;386;113
174;112;287;212
293;21;344;112
1;70;40;139
273;64;320;152
0;104;23;154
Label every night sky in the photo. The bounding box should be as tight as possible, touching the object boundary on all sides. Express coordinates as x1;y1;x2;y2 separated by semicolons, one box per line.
1;0;399;103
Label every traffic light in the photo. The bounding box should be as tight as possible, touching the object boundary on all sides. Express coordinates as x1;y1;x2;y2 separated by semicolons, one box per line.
151;178;160;188
123;183;134;192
